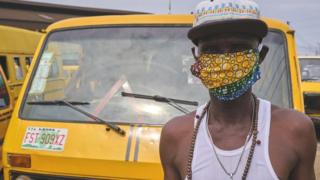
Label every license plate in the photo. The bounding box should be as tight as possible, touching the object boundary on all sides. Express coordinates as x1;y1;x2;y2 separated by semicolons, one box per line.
22;127;68;152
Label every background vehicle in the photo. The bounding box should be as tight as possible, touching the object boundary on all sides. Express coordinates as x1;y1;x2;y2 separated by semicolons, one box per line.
0;25;42;104
0;66;14;176
299;56;320;139
2;15;307;179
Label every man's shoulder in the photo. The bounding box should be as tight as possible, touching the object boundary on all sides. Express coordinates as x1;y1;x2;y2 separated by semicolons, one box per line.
270;105;316;149
270;105;317;176
161;111;196;142
159;111;197;165
271;105;314;134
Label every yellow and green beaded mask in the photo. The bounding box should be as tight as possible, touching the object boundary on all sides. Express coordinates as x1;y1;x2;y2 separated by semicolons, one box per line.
191;49;261;101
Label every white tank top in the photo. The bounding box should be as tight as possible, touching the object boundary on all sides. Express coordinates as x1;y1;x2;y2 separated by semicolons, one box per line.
186;99;279;180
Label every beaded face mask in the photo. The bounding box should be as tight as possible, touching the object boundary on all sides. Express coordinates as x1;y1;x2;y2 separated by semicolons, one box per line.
191;49;261;101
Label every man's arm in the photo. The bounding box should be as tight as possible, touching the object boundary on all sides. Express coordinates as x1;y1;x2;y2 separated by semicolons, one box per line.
289;113;317;180
160;120;182;180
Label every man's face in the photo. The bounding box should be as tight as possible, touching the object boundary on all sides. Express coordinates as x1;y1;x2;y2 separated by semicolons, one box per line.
193;34;261;101
198;34;259;55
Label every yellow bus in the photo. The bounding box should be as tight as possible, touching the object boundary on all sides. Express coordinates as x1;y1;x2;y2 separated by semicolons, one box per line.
2;15;303;179
0;65;14;178
0;25;42;103
300;56;320;138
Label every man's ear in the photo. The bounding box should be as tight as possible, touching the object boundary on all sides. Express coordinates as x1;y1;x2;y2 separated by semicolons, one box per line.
259;45;269;64
191;47;199;61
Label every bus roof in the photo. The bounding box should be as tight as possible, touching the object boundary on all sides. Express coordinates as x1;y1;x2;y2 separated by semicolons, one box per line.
0;25;42;54
45;14;293;33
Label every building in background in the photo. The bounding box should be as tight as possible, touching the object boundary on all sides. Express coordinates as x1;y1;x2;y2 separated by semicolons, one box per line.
0;0;147;31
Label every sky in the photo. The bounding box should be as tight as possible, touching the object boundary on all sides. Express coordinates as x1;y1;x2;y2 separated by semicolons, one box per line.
25;0;320;55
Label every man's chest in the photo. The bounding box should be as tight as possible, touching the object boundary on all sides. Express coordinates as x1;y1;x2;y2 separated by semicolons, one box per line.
173;126;297;180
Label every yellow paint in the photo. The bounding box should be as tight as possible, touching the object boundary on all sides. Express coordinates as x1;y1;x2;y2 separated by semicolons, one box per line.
301;82;320;117
2;15;302;179
286;29;304;112
0;25;42;104
302;82;320;93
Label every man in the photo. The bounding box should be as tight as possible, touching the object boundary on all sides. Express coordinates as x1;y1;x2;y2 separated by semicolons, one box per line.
160;0;317;179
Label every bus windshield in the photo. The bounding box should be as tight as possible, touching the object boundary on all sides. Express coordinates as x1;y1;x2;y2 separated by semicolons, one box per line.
21;26;292;125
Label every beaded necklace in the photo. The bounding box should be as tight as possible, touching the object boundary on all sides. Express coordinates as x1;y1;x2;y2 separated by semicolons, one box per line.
186;94;259;180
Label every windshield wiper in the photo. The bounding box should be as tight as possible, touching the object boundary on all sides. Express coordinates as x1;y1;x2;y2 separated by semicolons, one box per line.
121;92;198;114
28;100;90;105
27;100;126;136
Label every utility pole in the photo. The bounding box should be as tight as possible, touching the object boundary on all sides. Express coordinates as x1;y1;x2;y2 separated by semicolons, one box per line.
168;0;172;14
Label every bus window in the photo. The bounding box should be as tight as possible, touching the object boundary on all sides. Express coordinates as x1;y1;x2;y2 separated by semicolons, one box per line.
14;57;24;80
300;58;320;82
0;72;10;108
253;31;291;108
304;93;320;115
0;56;9;79
26;57;32;69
